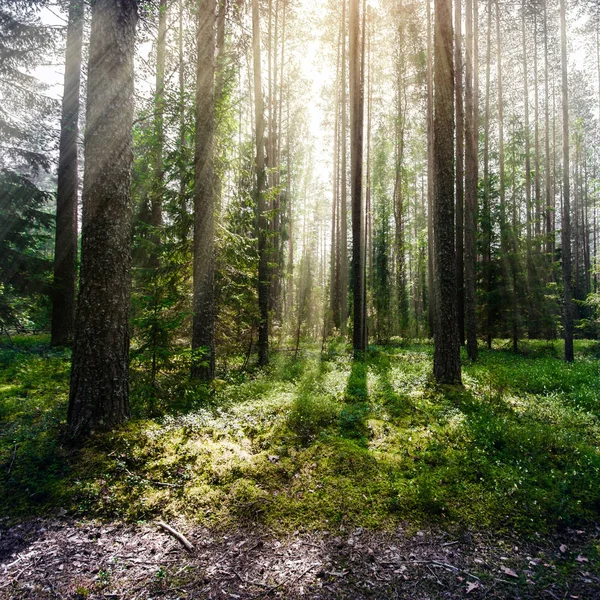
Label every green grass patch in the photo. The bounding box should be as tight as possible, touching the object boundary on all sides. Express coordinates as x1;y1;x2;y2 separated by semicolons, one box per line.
1;336;599;536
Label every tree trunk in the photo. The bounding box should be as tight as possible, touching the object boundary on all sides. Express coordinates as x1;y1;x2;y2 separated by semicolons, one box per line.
350;0;365;354
560;0;574;362
340;0;349;337
483;0;492;348
433;0;461;384
253;0;269;366
427;0;435;338
455;0;465;346
464;0;478;361
51;0;84;347
191;0;216;380
68;0;138;438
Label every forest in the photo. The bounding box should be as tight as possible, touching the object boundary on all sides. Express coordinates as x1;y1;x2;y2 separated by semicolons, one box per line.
1;0;600;597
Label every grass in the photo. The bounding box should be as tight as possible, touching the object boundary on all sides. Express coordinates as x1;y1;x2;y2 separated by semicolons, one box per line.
1;335;600;537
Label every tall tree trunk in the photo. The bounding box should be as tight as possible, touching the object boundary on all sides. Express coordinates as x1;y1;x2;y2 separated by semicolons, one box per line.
51;0;84;347
340;0;349;336
350;0;365;353
483;0;492;348
330;13;342;331
534;13;541;244
68;0;138;438
151;0;167;233
192;0;216;380
253;0;269;366
560;0;574;362
433;0;461;384
455;0;465;345
427;0;435;338
464;0;478;361
544;2;553;260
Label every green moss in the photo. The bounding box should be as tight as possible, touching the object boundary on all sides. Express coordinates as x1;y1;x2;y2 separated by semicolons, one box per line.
2;337;600;536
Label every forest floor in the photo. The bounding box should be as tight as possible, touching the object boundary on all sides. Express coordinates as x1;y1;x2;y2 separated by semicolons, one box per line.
1;336;600;598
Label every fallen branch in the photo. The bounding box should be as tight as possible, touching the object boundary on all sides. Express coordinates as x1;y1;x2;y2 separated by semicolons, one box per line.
7;443;18;476
157;521;194;553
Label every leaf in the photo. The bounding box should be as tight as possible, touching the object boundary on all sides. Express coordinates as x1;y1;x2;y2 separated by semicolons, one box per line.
466;581;480;594
560;544;567;553
576;555;589;564
500;566;519;578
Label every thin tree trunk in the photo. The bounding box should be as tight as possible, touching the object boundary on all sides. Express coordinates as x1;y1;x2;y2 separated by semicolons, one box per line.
68;0;138;438
350;0;365;353
427;0;435;338
340;0;349;337
51;0;84;347
433;0;461;384
483;0;492;348
455;0;465;345
253;0;269;366
464;0;478;361
544;2;553;260
560;0;574;362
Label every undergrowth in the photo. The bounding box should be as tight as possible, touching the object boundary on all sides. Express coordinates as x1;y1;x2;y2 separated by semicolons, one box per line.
1;335;600;537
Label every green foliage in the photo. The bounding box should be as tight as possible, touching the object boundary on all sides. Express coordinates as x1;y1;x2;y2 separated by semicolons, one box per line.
2;336;600;537
0;170;54;330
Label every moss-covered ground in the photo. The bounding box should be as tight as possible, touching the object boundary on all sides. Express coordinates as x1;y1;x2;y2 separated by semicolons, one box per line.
1;336;600;537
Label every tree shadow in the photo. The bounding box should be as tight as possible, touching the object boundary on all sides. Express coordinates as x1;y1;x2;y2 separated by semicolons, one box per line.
340;358;370;443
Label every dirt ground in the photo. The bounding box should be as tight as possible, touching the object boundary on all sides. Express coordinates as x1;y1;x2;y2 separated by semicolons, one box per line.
1;517;599;599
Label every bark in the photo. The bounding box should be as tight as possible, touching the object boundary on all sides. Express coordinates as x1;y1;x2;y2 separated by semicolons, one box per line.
455;0;465;345
253;0;269;366
559;0;574;362
68;0;138;438
51;0;84;347
483;0;492;348
427;0;435;338
464;0;478;361
544;2;553;259
350;0;365;353
433;0;461;384
151;0;167;233
192;0;216;380
340;0;349;336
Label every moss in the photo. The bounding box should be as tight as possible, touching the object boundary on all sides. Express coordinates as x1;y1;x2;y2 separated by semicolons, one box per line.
2;337;600;536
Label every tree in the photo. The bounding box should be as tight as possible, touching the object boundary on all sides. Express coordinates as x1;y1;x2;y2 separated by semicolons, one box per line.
253;0;269;366
433;0;461;384
464;0;478;361
350;0;366;353
192;0;217;380
51;0;84;347
68;0;138;437
560;0;574;362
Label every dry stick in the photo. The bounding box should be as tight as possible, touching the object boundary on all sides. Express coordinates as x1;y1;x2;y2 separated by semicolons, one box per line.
157;521;195;552
7;443;18;476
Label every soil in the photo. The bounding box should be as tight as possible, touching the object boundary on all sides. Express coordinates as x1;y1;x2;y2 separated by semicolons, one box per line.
1;517;599;599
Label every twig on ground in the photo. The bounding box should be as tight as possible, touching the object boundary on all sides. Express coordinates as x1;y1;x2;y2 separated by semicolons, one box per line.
7;443;18;476
157;521;195;553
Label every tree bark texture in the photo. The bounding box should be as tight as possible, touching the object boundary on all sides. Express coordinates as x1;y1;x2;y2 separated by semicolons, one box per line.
455;0;465;346
350;0;365;353
464;0;478;361
253;0;269;366
192;0;217;380
433;0;461;384
560;0;574;362
51;0;84;347
68;0;137;437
